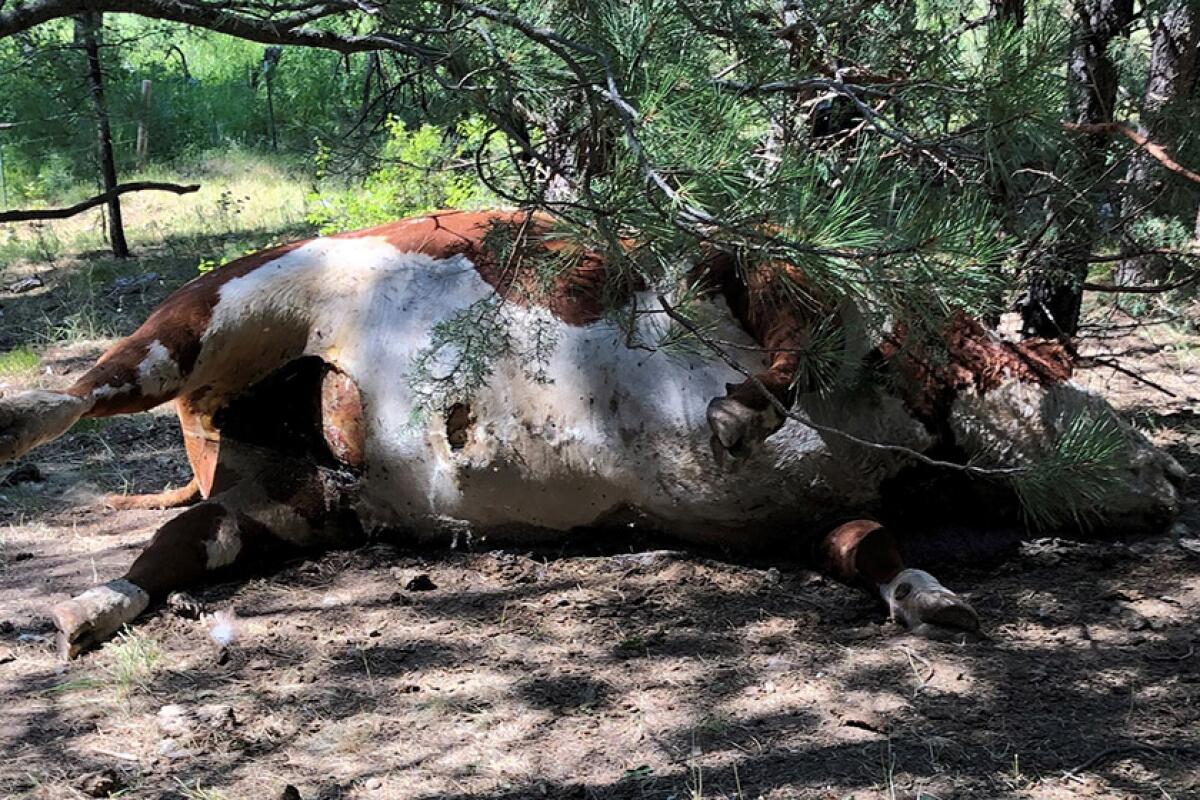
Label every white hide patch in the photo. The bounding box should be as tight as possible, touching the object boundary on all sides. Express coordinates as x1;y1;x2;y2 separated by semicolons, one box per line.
90;383;135;400
136;340;183;398
204;513;243;569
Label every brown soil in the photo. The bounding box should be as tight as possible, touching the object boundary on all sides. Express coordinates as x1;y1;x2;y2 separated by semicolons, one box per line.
0;257;1197;799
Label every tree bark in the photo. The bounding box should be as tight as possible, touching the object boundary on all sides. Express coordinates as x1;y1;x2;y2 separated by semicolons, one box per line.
1115;2;1199;285
991;0;1025;27
77;12;129;258
1022;0;1133;337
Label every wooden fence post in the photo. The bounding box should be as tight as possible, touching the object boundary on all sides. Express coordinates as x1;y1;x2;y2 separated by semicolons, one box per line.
136;79;152;168
0;123;11;209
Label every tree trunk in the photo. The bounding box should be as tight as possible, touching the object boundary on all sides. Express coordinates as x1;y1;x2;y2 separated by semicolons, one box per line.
991;0;1025;26
1115;2;1199;285
1022;0;1133;337
77;12;129;258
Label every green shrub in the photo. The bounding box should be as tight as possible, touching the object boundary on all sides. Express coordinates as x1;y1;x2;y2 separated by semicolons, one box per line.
307;116;499;234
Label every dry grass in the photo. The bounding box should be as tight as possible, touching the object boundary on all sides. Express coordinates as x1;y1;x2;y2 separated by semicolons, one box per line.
0;150;308;270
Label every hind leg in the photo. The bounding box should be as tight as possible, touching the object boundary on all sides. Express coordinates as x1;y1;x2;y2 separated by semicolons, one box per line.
0;333;186;465
53;445;360;658
0;390;92;464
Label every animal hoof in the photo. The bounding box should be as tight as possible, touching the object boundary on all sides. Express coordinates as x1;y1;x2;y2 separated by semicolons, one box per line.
51;580;150;659
706;396;781;463
0;390;89;465
882;569;979;638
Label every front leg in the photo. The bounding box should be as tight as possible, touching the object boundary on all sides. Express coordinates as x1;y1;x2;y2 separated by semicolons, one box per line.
52;501;243;658
816;519;979;637
706;382;787;464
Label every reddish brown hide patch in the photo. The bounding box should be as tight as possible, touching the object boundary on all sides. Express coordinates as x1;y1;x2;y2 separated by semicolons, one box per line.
177;399;221;498
881;314;1074;421
68;240;313;413
693;249;836;411
336;210;637;326
815;519;904;587
124;503;229;597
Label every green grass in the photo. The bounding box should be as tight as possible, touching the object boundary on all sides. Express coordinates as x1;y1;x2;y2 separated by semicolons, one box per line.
104;628;163;697
2;150;311;270
0;346;39;376
1;151;314;352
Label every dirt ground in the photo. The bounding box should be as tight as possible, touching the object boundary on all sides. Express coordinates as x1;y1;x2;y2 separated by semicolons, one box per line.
0;240;1198;799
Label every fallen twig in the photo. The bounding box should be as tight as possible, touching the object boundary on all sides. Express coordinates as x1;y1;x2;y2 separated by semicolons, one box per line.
898;645;935;693
1078;355;1181;399
1143;644;1195;663
1064;741;1197;776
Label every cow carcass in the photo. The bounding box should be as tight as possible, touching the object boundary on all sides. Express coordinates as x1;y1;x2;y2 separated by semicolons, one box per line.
0;210;1184;657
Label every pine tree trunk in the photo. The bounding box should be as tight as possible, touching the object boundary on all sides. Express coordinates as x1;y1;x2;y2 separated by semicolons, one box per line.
1022;0;1132;337
77;12;129;258
991;0;1025;26
1115;2;1199;285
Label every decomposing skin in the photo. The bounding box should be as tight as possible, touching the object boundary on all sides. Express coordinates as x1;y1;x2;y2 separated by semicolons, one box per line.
0;210;1182;657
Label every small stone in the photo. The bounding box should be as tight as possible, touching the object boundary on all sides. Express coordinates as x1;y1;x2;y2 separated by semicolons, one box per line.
75;768;123;797
7;276;44;294
364;777;383;790
843;626;878;641
764;567;781;585
0;647;15;664
166;591;206;619
405;574;437;592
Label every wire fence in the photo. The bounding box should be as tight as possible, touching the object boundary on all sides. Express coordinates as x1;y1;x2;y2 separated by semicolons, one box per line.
0;119;143;209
